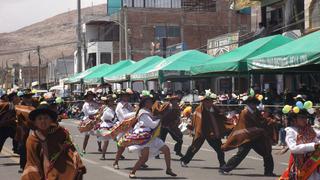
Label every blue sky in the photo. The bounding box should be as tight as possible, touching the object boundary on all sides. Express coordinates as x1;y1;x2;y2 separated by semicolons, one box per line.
0;0;107;33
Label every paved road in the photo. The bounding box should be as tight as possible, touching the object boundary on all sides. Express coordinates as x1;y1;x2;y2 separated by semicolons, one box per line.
1;119;289;180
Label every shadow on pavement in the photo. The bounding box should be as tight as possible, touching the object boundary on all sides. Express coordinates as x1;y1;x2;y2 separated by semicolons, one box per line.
228;173;276;177
124;167;164;171
200;167;255;170
171;158;204;162
0;155;19;158
137;177;187;179
0;162;19;167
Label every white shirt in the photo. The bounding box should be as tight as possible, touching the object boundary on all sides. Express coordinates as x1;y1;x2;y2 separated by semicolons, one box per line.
115;101;135;122
285;127;320;154
285;127;320;180
133;109;160;134
82;102;98;120
100;106;116;128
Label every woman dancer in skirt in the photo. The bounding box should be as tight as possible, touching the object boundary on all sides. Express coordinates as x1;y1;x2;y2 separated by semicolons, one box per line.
125;91;177;178
98;94;117;160
81;91;101;153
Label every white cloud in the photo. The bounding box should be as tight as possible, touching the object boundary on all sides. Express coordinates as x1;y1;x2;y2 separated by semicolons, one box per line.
0;0;107;33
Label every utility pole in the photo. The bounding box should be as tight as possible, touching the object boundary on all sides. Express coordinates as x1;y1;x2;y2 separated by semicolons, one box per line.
28;52;31;89
77;0;82;73
119;11;122;62
37;46;41;89
124;6;128;59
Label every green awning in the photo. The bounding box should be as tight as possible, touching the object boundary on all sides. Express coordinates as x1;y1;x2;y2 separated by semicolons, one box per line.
191;35;293;75
247;31;320;71
142;50;213;82
106;56;164;82
83;60;134;84
65;64;110;84
130;57;164;81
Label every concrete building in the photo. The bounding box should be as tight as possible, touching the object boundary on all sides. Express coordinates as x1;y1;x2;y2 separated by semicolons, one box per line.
305;0;320;33
112;0;251;61
47;56;74;85
75;0;251;74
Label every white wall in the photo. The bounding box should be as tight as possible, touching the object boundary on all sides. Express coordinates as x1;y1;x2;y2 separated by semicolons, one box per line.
87;41;113;65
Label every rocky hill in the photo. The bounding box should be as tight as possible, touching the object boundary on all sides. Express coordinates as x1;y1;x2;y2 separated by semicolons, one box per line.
0;4;107;66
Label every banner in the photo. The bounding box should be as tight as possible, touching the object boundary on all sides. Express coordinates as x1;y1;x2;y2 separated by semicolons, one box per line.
230;0;260;10
207;32;239;57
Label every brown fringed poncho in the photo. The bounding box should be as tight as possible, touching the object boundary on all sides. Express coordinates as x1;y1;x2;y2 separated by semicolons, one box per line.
21;126;86;180
192;104;227;139
221;108;271;152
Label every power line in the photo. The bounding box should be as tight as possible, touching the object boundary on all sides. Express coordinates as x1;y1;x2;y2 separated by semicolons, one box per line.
0;41;76;56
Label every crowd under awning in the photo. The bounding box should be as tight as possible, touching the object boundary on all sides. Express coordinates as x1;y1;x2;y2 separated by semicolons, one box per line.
83;60;134;84
139;50;214;83
65;64;110;84
64;31;320;88
191;35;293;76
247;31;320;72
105;56;164;83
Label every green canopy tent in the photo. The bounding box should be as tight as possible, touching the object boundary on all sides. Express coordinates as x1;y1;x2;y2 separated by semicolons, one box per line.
190;35;293;76
130;56;165;82
247;31;320;72
83;60;134;84
65;64;110;84
141;50;213;84
105;56;164;83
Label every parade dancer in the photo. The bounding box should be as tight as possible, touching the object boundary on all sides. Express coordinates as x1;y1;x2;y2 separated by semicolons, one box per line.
15;92;36;173
113;89;136;169
81;91;100;153
0;93;20;153
180;90;226;168
21;104;86;180
124;91;177;178
280;105;320;180
220;96;275;176
98;94;117;160
154;95;183;158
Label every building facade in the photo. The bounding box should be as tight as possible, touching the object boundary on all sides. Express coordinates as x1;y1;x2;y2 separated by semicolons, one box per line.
47;57;74;85
114;0;251;61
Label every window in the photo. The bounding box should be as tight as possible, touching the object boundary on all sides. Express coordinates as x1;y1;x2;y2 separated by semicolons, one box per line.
87;53;97;69
182;0;216;12
100;53;112;64
155;26;181;38
123;0;181;8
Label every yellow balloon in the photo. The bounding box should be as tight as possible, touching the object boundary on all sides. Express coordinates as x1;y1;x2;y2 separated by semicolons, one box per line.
258;95;263;101
293;107;300;114
283;105;292;112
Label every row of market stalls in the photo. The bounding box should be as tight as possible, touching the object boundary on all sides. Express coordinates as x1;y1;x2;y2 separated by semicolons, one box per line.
65;30;320;93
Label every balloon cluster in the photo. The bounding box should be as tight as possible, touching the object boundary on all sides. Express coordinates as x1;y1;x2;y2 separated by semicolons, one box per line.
282;100;314;114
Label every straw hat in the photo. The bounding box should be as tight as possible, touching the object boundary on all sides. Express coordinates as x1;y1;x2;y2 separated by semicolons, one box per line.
29;104;58;122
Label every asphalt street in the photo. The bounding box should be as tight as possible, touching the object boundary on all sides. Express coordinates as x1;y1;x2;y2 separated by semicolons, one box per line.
1;119;290;180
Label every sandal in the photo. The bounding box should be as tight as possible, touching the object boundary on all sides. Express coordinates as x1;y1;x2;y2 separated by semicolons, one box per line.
129;172;136;179
113;163;120;170
140;164;149;168
166;169;177;177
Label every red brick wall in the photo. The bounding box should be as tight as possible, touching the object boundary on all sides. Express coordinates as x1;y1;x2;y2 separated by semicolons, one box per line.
115;0;251;62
